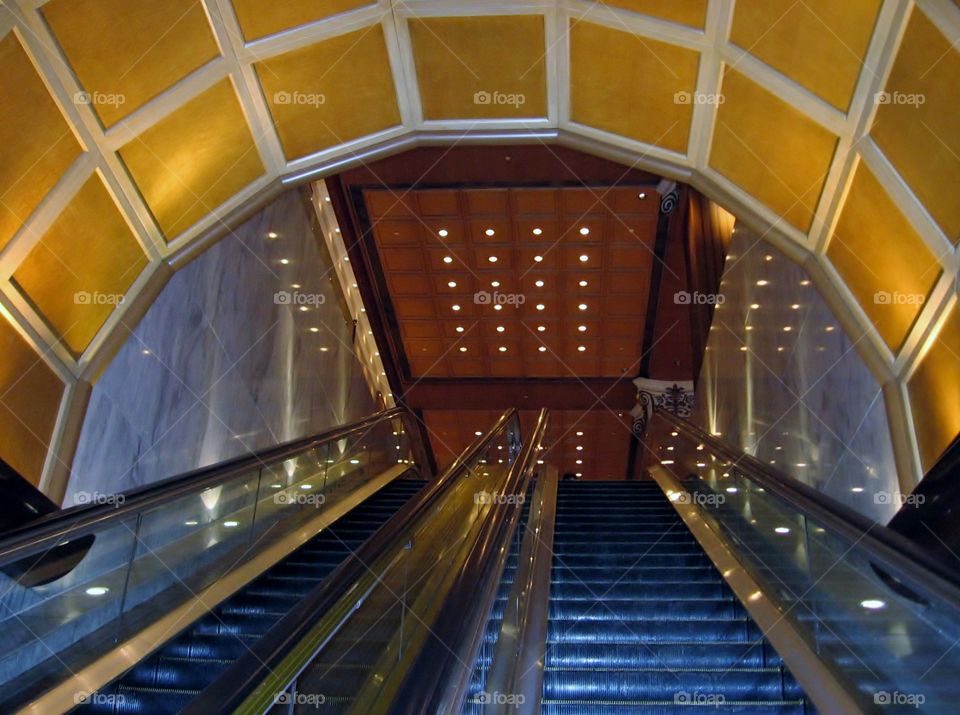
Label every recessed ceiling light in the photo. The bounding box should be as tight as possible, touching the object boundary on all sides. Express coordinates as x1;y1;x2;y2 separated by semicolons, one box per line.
536;304;545;311
783;326;792;332
455;326;464;333
438;228;449;237
774;527;791;534
537;325;546;332
576;431;583;436
535;280;544;287
861;599;886;610
579;254;589;262
475;431;483;436
485;228;495;237
756;280;769;286
800;279;811;286
448;280;457;288
224;520;240;528
638;192;646;199
494;304;503;311
292;283;301;289
309;327;319;333
579;227;590;236
498;346;507;352
578;303;587;311
267;231;278;239
534;255;543;262
777;346;785;352
825;326;835;332
750;303;760;309
538;346;546;352
765;255;773;262
85;586;110;596
575;459;582;464
745;326;753;331
578;345;586;352
578;325;586;332
791;304;800;310
298;306;309;312
488;256;498;263
443;256;453;264
851;486;864;493
320;347;329;352
491;281;500;288
576;445;583;451
279;258;290;265
739;346;748;352
579;280;588;287
496;326;505;333
575;472;583;477
532;227;542;236
459;347;468;352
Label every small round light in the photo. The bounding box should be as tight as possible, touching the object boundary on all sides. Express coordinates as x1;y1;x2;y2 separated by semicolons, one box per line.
452;304;461;311
455;326;464;333
638;192;646;199
488;256;498;263
223;520;240;528
448;281;457;288
496;326;505;333
300;484;313;490
438;228;449;237
535;280;545;287
459;346;468;352
579;280;588;287
851;486;864;493
534;255;543;262
578;303;587;311
494;304;503;311
756;280;769;286
532;227;542;236
579;227;590;236
579;254;589;263
578;346;586;352
267;231;278;239
726;487;738;493
185;520;199;525
443;256;453;264
783;326;792;332
861;599;886;610
750;303;760;310
578;325;586;332
279;259;290;265
499;346;507;353
538;346;546;352
537;325;546;332
475;431;483;436
485;228;495;237
491;280;500;288
774;527;791;535
85;586;110;596
309;327;319;333
576;431;584;436
576;446;583;451
536;304;545;311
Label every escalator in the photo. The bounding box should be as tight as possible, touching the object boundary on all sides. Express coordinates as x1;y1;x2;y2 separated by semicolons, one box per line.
542;480;809;713
76;479;425;714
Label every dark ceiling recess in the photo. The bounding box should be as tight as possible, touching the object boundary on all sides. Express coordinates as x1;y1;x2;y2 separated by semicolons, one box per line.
327;145;697;479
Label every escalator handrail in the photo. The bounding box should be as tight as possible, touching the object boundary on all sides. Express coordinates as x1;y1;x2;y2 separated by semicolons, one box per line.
658;409;960;611
0;406;418;561
389;408;550;715
183;408;520;715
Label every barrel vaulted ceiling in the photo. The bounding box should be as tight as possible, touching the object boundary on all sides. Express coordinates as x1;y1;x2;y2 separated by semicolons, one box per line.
0;0;957;488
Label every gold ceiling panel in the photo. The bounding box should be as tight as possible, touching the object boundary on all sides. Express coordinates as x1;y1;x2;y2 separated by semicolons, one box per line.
43;0;220;128
730;0;881;111
570;20;699;154
871;9;960;244
598;0;707;29
118;78;265;240
709;68;838;233
908;304;960;471
256;25;401;159
0;33;82;253
409;15;548;120
231;0;374;40
0;315;64;486
13;174;148;355
826;163;940;352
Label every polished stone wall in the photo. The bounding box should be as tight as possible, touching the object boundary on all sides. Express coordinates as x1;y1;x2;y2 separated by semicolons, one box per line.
692;230;900;523
66;190;377;502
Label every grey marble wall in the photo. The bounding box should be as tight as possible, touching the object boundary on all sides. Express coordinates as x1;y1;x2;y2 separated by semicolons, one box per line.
692;230;900;523
66;190;377;502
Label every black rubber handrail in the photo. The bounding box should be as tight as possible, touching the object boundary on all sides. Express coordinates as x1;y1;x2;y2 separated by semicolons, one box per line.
658;409;960;612
182;409;519;715
0;406;419;561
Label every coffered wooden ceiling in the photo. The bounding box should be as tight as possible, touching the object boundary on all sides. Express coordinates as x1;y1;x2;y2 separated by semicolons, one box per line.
367;185;658;379
0;0;958;488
